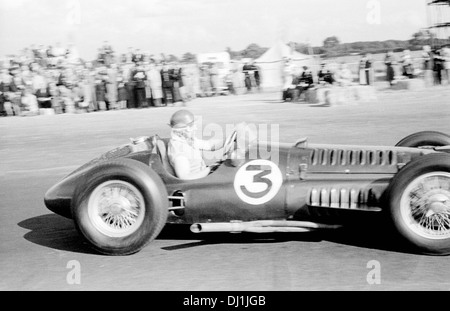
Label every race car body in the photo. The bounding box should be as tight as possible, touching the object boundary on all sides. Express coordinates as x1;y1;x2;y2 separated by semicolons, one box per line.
44;130;450;256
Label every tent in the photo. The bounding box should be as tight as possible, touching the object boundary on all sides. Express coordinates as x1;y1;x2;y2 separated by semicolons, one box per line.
254;41;317;90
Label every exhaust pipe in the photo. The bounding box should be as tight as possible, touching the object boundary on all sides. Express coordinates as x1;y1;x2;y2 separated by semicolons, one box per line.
190;220;340;234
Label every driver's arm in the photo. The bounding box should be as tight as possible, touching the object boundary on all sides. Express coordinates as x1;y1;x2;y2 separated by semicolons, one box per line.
172;155;211;180
195;138;225;152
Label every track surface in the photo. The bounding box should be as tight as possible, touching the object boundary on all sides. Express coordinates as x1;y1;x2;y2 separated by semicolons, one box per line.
1;86;450;291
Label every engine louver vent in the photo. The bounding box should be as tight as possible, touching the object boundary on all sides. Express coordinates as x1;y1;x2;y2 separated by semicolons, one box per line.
310;148;396;167
308;187;381;211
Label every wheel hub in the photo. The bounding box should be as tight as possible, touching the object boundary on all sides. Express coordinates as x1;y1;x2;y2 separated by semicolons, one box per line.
426;193;449;215
88;180;145;238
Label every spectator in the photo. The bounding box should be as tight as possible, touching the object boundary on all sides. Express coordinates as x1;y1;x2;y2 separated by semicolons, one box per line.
36;45;48;67
107;64;118;109
21;87;39;116
72;82;84;112
36;85;52;109
365;53;374;85
318;62;335;85
295;66;314;100
116;68;128;109
359;54;368;85
100;41;114;66
133;64;147;108
242;61;253;93
144;63;153;107
0;69;13;116
11;67;24;115
85;63;98;111
173;63;186;104
177;64;189;103
421;45;433;87
32;69;47;93
62;83;77;113
443;45;450;85
161;62;175;105
122;58;136;109
94;73;108;111
133;49;144;64
252;62;261;91
282;57;295;89
20;65;33;88
0;69;10;117
147;61;163;107
401;50;414;79
433;48;444;85
78;75;93;113
48;82;63;114
385;51;397;87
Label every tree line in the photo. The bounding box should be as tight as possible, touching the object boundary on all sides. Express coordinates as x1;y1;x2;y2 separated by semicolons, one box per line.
178;29;450;63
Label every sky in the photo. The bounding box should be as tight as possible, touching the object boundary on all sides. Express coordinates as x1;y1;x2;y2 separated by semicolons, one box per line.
0;0;434;60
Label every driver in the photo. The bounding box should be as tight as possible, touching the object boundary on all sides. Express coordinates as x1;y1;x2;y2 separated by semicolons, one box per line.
168;110;231;180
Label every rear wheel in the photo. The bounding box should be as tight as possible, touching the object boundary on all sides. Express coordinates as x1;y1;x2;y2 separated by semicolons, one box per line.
72;158;168;255
395;131;450;149
386;153;450;255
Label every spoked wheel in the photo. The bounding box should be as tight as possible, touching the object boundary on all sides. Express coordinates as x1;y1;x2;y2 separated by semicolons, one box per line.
87;180;146;238
399;172;450;241
72;159;168;256
386;153;450;255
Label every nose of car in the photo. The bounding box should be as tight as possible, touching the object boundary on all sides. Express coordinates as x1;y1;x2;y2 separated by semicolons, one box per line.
44;183;73;219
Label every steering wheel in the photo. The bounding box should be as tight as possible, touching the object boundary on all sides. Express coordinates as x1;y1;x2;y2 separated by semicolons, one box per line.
222;130;238;159
208;131;238;174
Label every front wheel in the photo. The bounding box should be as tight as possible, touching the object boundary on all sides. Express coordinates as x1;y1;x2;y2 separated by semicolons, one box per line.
72;158;168;255
386;153;450;255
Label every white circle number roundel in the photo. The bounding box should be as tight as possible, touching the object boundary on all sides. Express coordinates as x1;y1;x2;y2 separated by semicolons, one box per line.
234;160;283;205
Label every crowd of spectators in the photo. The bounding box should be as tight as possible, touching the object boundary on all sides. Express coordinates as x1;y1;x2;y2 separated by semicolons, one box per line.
0;42;255;117
281;44;450;103
383;46;450;86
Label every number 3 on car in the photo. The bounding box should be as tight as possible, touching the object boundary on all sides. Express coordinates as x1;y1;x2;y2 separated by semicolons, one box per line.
234;160;283;205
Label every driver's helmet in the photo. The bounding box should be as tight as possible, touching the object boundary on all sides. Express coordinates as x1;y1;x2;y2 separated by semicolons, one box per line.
169;110;195;129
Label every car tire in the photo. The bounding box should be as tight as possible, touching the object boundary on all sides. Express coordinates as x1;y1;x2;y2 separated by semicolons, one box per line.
72;158;168;256
395;131;450;148
385;153;450;255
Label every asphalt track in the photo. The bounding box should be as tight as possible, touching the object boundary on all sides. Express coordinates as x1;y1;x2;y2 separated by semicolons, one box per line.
1;85;450;291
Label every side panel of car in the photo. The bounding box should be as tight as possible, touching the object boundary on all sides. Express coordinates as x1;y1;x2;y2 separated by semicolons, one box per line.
285;147;396;217
163;146;291;224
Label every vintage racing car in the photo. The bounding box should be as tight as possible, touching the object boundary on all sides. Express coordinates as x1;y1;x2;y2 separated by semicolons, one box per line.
44;129;450;256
